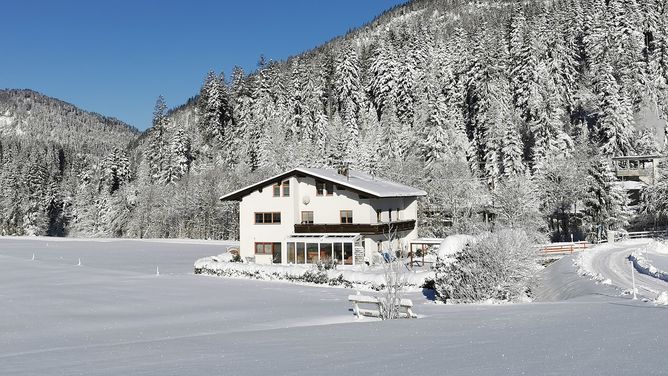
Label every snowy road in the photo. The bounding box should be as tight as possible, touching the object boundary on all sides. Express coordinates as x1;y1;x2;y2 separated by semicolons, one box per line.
578;239;668;299
1;237;668;375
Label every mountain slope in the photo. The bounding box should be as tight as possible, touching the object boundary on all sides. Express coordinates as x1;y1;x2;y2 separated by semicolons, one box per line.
3;0;668;240
0;89;140;236
0;89;139;152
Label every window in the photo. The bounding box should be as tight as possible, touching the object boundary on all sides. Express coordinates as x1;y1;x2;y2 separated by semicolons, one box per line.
376;209;382;223
296;242;305;263
340;210;353;224
344;243;353;265
388;209;392;222
282;180;290;197
334;243;343;263
307;243;319;263
272;243;282;264
301;211;314;224
396;208;400;221
316;180;325;196
316;180;334;196
255;242;282;264
273;184;280;197
255;212;281;224
320;243;332;261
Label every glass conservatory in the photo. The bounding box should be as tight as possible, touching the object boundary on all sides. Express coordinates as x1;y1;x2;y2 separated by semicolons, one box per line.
285;233;361;266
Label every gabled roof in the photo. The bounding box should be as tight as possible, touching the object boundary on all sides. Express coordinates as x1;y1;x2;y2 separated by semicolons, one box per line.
219;167;427;201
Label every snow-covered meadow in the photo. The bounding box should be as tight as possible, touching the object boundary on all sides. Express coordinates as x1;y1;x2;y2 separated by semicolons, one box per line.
2;237;668;375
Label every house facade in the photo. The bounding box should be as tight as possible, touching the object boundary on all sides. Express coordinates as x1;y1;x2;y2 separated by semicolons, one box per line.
220;167;427;265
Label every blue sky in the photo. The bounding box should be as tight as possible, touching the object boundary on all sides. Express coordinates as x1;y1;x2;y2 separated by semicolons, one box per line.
2;0;406;130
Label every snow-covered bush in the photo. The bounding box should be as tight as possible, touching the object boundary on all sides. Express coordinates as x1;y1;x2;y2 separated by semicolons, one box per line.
316;259;337;271
434;229;541;303
379;257;406;319
194;256;434;291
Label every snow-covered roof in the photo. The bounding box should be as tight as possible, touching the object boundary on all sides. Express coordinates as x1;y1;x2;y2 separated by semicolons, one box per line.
616;180;646;191
219;167;427;201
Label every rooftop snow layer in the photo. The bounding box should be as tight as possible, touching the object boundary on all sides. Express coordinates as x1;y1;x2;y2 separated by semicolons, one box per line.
219;167;426;200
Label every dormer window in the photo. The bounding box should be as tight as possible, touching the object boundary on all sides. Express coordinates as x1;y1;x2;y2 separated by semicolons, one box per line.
273;181;289;197
316;180;334;196
316;180;325;196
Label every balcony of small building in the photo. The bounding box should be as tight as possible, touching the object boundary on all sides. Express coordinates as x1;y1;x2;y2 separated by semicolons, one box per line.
611;155;664;185
294;220;416;235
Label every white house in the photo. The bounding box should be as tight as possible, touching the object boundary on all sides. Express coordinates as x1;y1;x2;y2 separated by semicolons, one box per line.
219;167;427;265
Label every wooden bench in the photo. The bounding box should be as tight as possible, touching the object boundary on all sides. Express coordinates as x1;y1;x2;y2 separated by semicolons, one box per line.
348;294;417;319
539;241;589;255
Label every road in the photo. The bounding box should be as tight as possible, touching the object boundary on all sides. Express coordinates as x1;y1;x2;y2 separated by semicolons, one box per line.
580;239;668;299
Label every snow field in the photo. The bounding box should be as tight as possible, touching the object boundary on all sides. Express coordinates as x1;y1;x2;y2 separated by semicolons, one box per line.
2;237;668;375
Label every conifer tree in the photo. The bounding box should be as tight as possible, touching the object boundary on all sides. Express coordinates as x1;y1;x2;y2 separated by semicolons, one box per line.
147;96;168;183
583;158;631;235
368;41;396;121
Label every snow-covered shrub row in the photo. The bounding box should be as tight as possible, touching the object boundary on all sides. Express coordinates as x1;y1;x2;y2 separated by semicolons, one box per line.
433;229;541;303
628;251;668;284
194;256;434;291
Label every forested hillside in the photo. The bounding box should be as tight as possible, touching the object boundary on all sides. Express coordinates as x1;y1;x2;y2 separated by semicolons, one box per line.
0;89;139;236
2;0;668;240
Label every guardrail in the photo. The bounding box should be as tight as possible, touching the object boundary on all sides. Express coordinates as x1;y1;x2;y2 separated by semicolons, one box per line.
625;230;668;239
538;241;590;255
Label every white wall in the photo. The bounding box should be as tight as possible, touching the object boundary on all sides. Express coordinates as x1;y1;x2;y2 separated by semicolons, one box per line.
238;174;421;265
239;176;297;264
295;176;373;224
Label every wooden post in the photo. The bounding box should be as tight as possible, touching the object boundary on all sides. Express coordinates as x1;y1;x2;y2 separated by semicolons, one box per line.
422;244;425;267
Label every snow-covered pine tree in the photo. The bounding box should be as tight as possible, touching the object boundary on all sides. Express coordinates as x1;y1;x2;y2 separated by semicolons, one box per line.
501;115;525;178
394;54;416;128
288;58;306;140
368;40;397;121
147;95;168;183
421;83;448;167
102;148;130;193
595;59;636;156
228;66;253;166
583;158;631;236
168;128;192;182
197;71;233;146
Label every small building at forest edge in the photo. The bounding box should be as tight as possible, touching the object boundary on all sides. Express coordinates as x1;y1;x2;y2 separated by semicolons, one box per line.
219;167;427;265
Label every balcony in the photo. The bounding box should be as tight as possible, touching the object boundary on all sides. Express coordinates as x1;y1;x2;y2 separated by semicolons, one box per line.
294;220;416;235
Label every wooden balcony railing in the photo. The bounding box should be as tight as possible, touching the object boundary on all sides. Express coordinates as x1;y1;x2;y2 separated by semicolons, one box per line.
294;220;416;235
